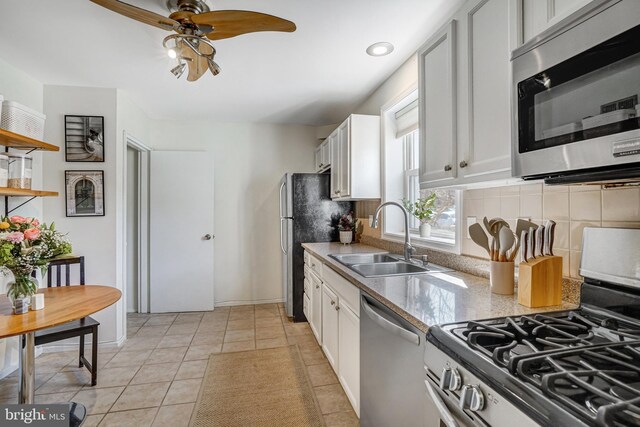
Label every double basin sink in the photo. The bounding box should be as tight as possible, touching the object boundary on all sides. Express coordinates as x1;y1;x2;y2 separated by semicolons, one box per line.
329;253;450;278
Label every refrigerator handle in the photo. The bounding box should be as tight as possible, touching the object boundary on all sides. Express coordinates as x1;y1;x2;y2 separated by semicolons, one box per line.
280;218;288;255
279;180;286;218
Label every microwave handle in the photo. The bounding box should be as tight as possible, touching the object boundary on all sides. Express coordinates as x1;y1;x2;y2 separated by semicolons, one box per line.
425;379;460;427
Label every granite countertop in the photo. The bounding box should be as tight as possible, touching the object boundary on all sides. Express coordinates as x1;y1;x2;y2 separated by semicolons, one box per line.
302;242;578;333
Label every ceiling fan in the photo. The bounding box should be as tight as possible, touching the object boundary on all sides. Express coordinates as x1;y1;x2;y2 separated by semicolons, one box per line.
90;0;297;81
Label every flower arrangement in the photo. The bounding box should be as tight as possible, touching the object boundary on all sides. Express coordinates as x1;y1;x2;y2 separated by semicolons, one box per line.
337;211;358;232
0;216;72;307
402;193;437;224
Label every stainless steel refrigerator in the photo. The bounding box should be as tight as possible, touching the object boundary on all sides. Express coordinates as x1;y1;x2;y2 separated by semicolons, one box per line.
279;173;353;322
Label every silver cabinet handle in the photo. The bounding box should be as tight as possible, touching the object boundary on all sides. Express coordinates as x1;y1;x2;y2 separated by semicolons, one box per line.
203;234;213;240
425;380;460;427
361;295;419;345
459;161;468;168
444;164;452;172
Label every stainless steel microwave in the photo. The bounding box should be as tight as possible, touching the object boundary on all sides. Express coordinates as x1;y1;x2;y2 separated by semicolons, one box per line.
511;0;640;185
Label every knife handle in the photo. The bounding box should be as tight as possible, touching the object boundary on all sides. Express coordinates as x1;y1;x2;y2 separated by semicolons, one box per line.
528;227;536;260
545;220;556;256
537;225;545;258
521;230;528;263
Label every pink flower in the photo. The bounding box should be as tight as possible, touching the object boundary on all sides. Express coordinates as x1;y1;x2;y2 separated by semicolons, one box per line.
28;218;40;227
10;216;27;224
4;231;24;243
24;228;40;241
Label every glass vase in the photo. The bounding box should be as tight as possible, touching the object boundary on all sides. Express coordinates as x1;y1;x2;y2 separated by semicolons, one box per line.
7;272;37;313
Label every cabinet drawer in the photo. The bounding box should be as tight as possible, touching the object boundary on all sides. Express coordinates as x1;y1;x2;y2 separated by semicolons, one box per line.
308;254;323;277
323;267;359;317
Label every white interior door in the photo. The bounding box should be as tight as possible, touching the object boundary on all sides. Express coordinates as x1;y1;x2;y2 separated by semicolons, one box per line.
150;151;214;312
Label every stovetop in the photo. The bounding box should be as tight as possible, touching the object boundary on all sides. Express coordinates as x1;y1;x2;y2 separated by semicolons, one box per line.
436;306;640;426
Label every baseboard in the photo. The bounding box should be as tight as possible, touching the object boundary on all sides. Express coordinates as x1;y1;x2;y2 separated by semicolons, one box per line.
215;298;284;307
41;335;127;353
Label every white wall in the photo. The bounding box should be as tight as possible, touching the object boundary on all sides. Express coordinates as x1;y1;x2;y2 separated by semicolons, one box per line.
149;121;317;306
42;85;123;346
0;57;45;377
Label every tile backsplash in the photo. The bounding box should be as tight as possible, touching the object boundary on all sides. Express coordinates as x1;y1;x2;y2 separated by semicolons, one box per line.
463;183;640;279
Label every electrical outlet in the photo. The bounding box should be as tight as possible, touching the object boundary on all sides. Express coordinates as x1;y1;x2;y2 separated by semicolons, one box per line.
466;216;477;239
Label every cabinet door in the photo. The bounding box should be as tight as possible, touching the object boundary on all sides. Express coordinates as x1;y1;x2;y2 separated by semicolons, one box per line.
337;120;350;197
458;0;513;180
314;146;322;172
321;284;339;371
309;273;323;344
329;133;340;199
321;140;331;169
418;20;457;186
522;0;592;43
337;301;360;416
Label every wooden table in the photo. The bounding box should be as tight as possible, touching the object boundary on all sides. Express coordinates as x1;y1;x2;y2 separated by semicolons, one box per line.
0;286;121;405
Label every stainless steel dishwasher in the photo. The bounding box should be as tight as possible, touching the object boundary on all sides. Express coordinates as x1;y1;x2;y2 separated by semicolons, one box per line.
360;291;438;427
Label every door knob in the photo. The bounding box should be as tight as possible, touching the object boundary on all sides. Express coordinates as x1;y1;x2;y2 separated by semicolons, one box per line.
459;160;468;168
203;234;214;240
444;164;452;172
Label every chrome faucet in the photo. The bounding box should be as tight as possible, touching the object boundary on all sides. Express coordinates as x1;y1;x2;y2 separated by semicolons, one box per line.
372;201;415;262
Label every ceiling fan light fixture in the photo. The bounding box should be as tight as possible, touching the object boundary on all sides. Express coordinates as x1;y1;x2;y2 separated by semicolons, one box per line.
167;48;178;59
170;62;187;78
366;42;394;57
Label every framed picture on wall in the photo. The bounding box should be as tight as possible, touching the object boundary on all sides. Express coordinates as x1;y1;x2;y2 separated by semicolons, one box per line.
64;115;105;162
65;170;105;217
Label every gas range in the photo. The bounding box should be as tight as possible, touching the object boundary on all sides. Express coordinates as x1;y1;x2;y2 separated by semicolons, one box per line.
424;228;640;427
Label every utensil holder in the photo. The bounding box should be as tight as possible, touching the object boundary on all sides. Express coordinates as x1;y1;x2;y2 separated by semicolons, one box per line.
518;256;562;307
490;261;515;295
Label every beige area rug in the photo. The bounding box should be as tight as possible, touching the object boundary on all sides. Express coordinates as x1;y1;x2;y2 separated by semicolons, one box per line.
190;345;325;427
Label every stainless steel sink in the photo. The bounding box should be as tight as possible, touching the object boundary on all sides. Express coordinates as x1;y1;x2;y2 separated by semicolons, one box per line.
329;253;399;265
350;262;429;277
329;252;451;277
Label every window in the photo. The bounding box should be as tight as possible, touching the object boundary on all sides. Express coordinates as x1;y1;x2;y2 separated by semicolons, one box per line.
381;88;460;252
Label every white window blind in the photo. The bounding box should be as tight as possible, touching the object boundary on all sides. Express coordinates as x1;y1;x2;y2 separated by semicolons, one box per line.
394;99;419;138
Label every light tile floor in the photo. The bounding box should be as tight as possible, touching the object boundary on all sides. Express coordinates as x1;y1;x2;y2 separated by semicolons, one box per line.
0;303;360;427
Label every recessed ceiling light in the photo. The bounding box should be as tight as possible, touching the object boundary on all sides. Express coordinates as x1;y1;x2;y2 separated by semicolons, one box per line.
366;42;394;57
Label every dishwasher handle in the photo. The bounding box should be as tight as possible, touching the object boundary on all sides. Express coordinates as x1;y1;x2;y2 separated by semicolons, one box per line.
425;379;460;427
361;295;420;346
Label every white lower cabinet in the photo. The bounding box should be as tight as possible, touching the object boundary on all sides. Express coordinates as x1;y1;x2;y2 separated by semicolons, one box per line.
310;272;323;343
303;250;360;416
337;300;360;416
321;284;339;370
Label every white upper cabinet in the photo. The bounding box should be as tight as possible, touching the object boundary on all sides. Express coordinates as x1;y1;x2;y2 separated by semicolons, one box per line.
522;0;593;43
418;20;458;186
315;139;331;173
419;0;519;188
329;114;380;200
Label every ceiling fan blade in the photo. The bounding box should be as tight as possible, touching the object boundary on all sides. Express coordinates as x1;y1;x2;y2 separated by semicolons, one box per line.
179;41;213;82
191;10;296;41
90;0;179;31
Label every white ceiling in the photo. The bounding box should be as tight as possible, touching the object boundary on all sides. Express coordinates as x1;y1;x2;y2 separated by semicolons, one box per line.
0;0;459;125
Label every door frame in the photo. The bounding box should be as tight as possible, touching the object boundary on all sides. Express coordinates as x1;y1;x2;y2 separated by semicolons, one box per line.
124;131;151;314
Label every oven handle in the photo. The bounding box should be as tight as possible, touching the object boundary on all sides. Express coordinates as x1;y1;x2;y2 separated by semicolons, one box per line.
361;296;420;345
425;379;460;427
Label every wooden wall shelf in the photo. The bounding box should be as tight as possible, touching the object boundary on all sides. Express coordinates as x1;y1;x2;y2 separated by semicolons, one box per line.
0;188;59;198
0;129;59;152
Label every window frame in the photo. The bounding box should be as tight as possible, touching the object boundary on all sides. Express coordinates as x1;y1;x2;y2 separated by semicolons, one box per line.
380;86;462;254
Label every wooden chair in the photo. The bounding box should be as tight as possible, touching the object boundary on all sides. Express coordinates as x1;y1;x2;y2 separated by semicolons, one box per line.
33;256;100;386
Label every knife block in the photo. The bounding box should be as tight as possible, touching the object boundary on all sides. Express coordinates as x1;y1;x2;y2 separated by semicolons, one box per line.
518;256;562;307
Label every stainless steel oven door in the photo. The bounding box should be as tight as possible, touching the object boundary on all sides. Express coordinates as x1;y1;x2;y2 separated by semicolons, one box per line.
511;0;640;181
